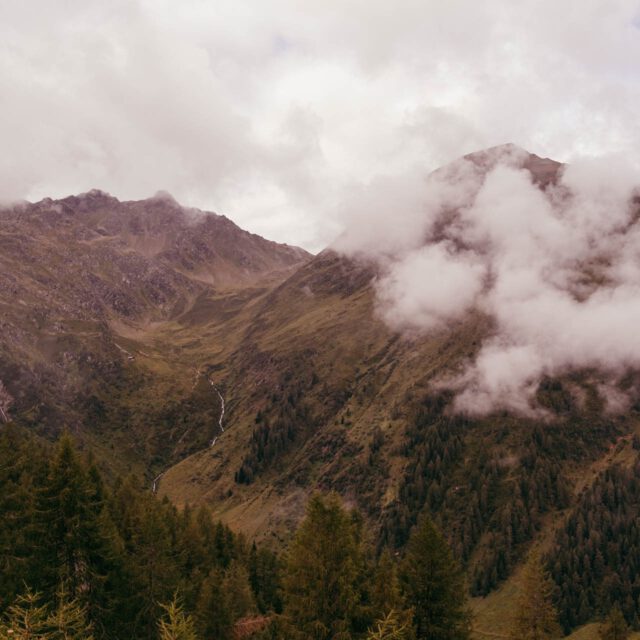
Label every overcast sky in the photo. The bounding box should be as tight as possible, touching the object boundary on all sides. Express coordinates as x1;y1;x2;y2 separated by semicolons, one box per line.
2;0;640;250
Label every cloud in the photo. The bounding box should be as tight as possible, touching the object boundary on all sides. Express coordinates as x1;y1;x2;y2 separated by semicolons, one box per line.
341;146;640;415
376;243;487;331
2;1;640;250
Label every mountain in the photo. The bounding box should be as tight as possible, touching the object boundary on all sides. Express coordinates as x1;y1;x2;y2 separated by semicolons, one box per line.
0;190;310;474
2;147;640;637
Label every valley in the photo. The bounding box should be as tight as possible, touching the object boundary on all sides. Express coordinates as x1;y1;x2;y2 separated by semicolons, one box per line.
2;148;640;637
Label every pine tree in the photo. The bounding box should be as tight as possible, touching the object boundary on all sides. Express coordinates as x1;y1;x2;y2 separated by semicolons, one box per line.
0;589;51;639
32;436;119;633
599;605;629;640
371;550;405;618
283;493;363;640
367;610;415;640
158;597;199;640
401;516;470;640
510;553;561;640
249;543;282;614
195;569;232;640
47;584;95;639
223;560;256;622
0;587;94;640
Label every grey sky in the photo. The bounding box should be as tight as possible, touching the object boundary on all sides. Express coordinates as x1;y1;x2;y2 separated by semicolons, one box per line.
2;0;640;251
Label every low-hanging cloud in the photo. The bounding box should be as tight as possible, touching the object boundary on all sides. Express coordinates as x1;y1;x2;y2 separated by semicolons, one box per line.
339;145;640;415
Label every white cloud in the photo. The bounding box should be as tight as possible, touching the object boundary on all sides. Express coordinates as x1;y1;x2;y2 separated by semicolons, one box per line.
377;243;486;331
354;147;640;415
1;1;640;250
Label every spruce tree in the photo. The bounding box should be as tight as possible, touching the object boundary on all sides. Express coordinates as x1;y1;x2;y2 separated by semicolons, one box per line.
0;587;94;640
223;560;256;622
0;589;51;639
367;610;415;640
158;597;199;640
195;569;232;640
283;493;363;640
401;516;470;640
371;550;405;619
510;553;561;640
33;436;117;633
48;585;95;639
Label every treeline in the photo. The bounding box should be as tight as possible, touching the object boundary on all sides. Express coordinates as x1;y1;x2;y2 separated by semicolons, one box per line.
0;425;471;640
0;425;278;639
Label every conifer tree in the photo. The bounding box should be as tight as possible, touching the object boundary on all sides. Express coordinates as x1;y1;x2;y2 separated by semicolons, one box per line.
223;561;256;622
371;550;405;619
367;610;415;640
599;605;629;640
283;493;363;640
195;569;232;640
158;597;199;640
249;543;282;614
0;589;51;639
401;516;470;640
33;436;117;632
510;553;561;640
47;585;95;640
0;587;94;640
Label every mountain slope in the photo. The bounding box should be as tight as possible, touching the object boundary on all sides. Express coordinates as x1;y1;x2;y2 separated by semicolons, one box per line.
0;190;310;474
155;146;640;635
3;147;640;636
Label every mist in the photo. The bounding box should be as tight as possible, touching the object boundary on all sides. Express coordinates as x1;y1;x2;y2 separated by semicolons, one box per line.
336;144;640;415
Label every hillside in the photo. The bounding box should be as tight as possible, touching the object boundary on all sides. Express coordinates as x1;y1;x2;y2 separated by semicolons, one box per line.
3;147;640;635
0;190;310;475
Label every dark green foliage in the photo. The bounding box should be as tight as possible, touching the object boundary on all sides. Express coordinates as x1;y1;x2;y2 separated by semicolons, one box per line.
0;428;278;640
401;517;470;640
382;389;618;599
283;493;365;639
549;462;640;633
195;569;232;640
236;370;317;484
599;605;630;640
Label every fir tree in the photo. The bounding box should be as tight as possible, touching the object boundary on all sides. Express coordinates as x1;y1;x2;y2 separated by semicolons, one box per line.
33;436;118;633
283;493;363;640
47;584;95;640
371;550;404;619
223;560;256;622
195;569;232;640
158;597;199;640
0;587;94;640
0;589;51;639
401;516;470;640
367;610;415;640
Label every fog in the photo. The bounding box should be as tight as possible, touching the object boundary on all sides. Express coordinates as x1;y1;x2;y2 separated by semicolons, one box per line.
339;145;640;415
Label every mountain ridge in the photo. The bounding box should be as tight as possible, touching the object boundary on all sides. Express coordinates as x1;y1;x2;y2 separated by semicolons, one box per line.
2;147;640;636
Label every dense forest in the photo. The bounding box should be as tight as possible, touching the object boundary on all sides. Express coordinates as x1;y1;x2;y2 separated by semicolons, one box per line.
0;425;469;639
1;420;638;639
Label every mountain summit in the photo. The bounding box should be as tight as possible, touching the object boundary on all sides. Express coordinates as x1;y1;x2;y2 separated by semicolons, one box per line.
2;149;639;637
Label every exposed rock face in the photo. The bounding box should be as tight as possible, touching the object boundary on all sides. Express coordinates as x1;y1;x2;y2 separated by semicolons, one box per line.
0;191;310;452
